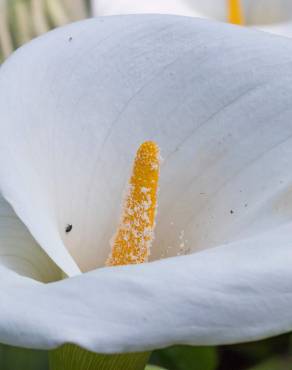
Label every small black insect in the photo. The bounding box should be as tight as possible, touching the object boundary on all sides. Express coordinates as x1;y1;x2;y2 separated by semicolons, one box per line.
65;224;73;233
68;36;73;42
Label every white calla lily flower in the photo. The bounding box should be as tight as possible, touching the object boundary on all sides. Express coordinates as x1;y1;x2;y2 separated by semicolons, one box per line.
92;0;292;37
1;15;292;354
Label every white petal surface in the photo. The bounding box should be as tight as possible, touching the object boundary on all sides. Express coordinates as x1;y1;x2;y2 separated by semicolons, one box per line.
0;193;60;282
2;16;292;272
258;21;292;38
92;0;205;18
1;223;292;352
92;0;225;19
1;16;292;350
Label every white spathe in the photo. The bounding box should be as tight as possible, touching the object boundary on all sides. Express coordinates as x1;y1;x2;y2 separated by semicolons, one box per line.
92;0;292;37
0;193;60;282
1;15;292;352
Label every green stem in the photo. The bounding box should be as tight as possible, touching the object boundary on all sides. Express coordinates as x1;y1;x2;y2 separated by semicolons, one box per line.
49;344;150;370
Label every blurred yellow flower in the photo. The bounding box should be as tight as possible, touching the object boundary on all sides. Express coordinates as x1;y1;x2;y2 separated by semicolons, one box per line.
92;0;292;38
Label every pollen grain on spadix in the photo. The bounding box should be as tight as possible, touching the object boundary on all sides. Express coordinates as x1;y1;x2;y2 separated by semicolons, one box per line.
228;0;244;25
106;141;160;267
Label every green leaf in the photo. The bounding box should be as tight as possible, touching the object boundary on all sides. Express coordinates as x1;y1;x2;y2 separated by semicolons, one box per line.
145;366;167;370
149;346;218;370
0;343;49;370
49;344;150;370
232;334;290;363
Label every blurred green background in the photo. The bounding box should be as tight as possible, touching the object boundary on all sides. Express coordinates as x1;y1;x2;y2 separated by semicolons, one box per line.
0;1;291;369
0;0;91;62
2;334;292;370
